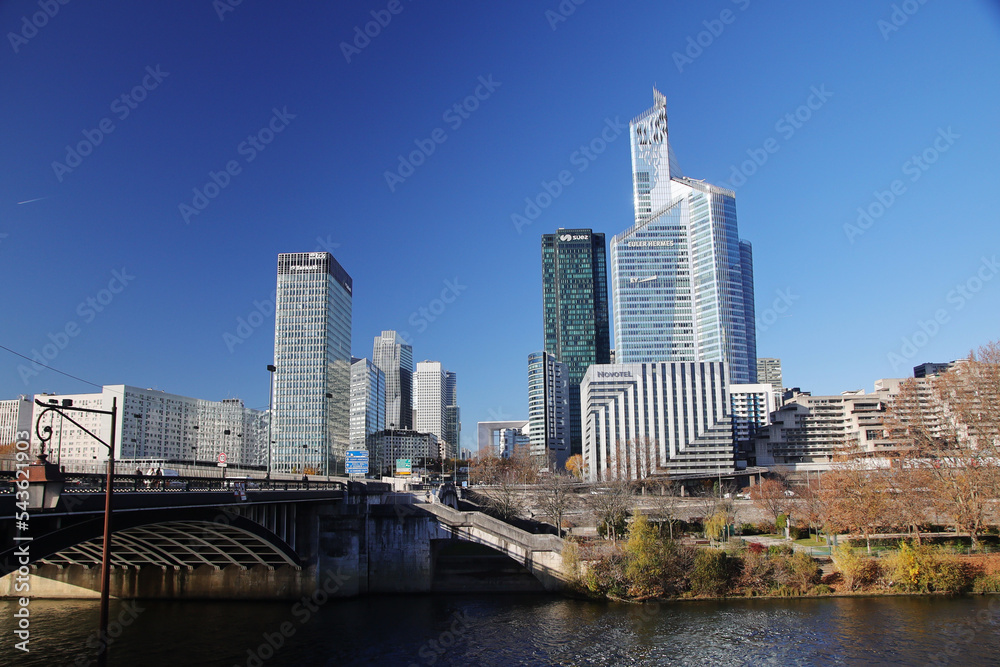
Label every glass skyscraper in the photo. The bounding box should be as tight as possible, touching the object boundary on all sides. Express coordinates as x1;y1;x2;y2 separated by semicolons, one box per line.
527;351;570;469
541;228;611;454
350;357;385;453
372;330;413;430
273;252;353;475
611;88;756;383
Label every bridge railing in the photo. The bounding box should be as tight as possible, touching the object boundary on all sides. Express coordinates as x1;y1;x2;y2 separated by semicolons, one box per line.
0;470;345;494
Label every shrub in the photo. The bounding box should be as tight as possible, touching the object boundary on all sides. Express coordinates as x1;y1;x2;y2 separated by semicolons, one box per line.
833;544;882;591
624;513;664;598
776;514;788;530
973;574;1000;594
768;544;793;557
584;551;629;598
786;551;822;590
748;542;766;555
774;584;803;597
690;549;734;597
808;584;834;596
738;549;775;596
884;542;975;594
788;525;806;540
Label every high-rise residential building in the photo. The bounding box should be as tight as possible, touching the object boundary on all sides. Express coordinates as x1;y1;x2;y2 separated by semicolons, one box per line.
350;358;386;453
611;88;756;383
527;351;570;470
729;383;776;466
581;361;736;482
372;330;413;430
542;228;611;454
444;370;460;459
27;386;268;471
414;360;450;456
0;396;33;448
274;252;353;475
913;361;958;378
757;358;783;394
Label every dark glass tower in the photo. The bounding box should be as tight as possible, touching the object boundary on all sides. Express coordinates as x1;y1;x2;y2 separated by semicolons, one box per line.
542;229;611;455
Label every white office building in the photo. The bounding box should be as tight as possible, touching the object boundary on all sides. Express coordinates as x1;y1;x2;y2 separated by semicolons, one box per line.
581;361;736;482
350;358;385;452
415;361;457;458
29;386;267;471
0;396;33;449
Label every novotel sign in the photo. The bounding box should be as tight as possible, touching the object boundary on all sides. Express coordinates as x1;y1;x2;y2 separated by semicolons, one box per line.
597;371;633;379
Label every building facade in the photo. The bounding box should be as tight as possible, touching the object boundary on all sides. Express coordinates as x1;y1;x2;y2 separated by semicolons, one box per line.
444;370;460;460
757;358;783;395
729;383;776;466
611;88;756;384
581;362;736;482
542;228;611;454
372;429;438;477
372;330;413;430
527;351;570;470
350;358;386;453
273;252;353;475
0;396;33;449
414;361;449;456
28;386;267;471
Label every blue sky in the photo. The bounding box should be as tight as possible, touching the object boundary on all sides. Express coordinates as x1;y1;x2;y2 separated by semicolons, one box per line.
2;1;999;454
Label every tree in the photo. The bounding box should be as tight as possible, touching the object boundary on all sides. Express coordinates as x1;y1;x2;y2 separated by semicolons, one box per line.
565;454;585;480
538;473;575;538
477;464;527;521
590;479;633;542
647;480;682;540
750;478;790;529
623;512;664;598
823;456;893;554
797;476;828;541
883;346;1000;551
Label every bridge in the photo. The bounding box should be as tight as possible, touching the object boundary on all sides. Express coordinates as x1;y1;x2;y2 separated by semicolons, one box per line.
0;472;574;600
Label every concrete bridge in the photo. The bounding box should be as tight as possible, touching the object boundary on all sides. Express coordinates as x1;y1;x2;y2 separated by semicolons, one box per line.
0;473;574;600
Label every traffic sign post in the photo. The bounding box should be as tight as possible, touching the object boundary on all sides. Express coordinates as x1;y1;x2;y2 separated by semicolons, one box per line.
217;452;228;467
346;450;369;476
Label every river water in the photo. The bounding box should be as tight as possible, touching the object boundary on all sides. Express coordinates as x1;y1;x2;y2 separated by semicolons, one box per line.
2;594;998;666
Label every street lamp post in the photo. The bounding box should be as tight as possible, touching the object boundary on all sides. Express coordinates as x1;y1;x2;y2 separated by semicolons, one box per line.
266;364;276;477
34;397;117;667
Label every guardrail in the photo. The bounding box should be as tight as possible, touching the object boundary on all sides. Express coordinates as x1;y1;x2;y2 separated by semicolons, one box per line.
0;470;345;494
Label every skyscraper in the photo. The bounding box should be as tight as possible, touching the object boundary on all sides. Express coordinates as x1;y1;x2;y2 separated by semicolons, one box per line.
273;252;353;475
414;360;446;450
527;351;570;470
542;228;611;454
372;330;413;430
610;88;756;383
757;358;783;394
444;370;460;459
350;357;385;453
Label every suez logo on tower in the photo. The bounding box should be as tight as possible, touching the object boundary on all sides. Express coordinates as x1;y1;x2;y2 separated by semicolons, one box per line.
558;234;589;242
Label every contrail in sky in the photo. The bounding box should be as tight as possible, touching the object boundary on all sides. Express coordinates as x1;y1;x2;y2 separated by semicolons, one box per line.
17;197;47;205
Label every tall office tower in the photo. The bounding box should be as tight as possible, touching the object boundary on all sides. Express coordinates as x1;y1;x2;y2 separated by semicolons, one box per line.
527;351;570;470
542;228;611;455
350;358;386;452
757;358;783;394
372;330;413;430
443;371;460;459
274;252;353;475
611;88;756;383
415;361;451;456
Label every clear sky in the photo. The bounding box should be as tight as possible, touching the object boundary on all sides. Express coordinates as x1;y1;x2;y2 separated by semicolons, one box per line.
2;1;999;454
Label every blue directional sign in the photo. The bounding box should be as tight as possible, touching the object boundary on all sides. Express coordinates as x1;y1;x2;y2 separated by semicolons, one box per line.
346;461;369;474
346;450;369;460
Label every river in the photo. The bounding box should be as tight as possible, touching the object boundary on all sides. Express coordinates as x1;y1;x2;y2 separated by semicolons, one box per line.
2;594;997;666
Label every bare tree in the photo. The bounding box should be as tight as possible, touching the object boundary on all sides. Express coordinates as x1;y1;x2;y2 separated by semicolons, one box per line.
477;465;527;521
589;479;633;542
646;479;683;540
822;456;892;553
883;348;1000;551
750;478;790;529
538;473;577;538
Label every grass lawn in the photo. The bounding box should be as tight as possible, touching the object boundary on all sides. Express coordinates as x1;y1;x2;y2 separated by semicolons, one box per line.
794;536;829;548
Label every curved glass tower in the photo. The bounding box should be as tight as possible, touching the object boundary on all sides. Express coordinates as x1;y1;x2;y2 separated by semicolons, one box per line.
611;89;756;383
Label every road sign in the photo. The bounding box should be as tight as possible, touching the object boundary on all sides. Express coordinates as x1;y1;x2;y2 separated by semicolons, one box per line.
346;450;369;460
395;458;412;475
346;460;369;474
217;452;228;467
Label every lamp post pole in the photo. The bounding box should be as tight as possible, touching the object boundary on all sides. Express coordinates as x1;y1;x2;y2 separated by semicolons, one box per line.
266;364;276;477
34;397;117;667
